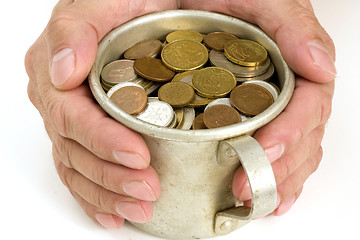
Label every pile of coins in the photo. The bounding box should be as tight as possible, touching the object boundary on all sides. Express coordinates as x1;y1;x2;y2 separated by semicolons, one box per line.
100;30;280;130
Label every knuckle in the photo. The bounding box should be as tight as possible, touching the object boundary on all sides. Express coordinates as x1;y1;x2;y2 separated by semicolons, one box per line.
46;94;68;137
92;163;112;190
52;135;73;168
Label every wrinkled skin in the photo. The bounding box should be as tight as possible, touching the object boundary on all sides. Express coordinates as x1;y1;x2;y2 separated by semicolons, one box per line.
25;0;335;228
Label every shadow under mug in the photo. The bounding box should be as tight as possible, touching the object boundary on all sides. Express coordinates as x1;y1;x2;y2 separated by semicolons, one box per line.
89;10;295;240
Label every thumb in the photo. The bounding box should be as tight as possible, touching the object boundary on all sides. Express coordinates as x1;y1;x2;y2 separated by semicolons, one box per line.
180;0;336;83
47;0;178;90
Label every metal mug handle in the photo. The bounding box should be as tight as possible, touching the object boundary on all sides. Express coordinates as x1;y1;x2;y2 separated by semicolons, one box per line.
215;135;277;235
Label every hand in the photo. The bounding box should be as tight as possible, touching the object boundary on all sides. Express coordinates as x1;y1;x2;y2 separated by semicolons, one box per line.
25;0;178;229
180;0;336;216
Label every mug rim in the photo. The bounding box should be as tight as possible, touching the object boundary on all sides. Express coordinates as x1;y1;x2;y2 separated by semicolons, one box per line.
89;10;295;141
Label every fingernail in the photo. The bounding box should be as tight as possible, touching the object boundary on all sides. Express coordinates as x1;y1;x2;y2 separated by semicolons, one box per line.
308;40;337;78
273;195;296;216
113;151;148;169
51;48;75;87
123;181;157;201
116;202;147;223
238;181;251;201
264;144;285;163
95;213;120;229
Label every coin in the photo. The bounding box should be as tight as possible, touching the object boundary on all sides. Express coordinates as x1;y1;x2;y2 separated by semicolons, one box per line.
224;39;268;66
161;40;208;72
158;82;195;107
134;57;175;82
174;108;184;129
101;60;137;85
192;67;237;98
236;62;275;82
166;30;203;43
209;50;270;78
203;105;242;129
171;70;213;107
204;98;232;111
203;32;238;51
192;113;207;130
136;100;175;127
124;39;162;60
230;83;274;116
107;82;148;115
243;80;279;101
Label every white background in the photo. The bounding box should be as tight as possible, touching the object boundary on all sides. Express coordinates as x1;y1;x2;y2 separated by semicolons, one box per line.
1;0;359;239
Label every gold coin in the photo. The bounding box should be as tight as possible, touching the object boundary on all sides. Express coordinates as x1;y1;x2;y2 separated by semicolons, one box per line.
191;67;237;98
134;57;175;82
175;108;185;129
124;39;162;60
203;105;242;129
161;40;208;72
166;30;203;43
203;32;238;51
230;83;274;116
224;39;268;66
158;82;195;107
109;85;148;115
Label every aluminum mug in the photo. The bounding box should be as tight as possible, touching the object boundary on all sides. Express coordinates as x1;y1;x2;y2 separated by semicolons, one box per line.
89;10;295;240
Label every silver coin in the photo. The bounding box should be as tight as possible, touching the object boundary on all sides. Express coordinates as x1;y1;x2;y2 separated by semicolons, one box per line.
204;98;232;111
101;60;137;85
106;81;144;98
209;50;270;78
132;77;161;95
136;101;175;127
243;80;279;101
236;62;275;82
178;107;195;130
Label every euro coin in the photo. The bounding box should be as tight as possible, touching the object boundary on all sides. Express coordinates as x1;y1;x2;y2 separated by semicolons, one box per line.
161;40;208;72
192;67;237;98
230;83;274;116
209;50;270;77
107;82;147;115
166;29;203;43
236;62;274;82
124;39;162;60
203;105;242;129
192;113;207;130
224;39;268;66
134;57;175;82
158;82;195;107
203;32;238;51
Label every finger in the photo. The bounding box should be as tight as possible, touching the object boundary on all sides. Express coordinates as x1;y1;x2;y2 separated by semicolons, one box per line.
53;155;153;223
46;0;178;89
275;147;323;207
180;0;336;83
254;78;333;163
233;125;324;201
72;191;125;229
52;134;160;201
272;187;303;216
